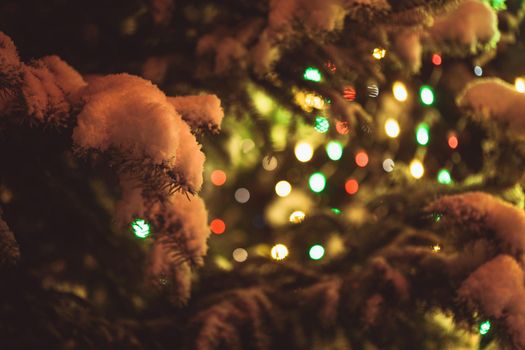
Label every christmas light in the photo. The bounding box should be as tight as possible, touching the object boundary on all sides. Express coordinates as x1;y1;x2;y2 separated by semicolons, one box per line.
309;244;325;260
437;169;453;185
289;210;306;224
210;219;226;235
343;86;357;101
314;116;330;133
303;67;322;82
410;159;425;179
431;54;442;66
232;248;248;262
326;141;343;161
479;321;491;335
295;142;314;162
305;93;325;109
419;85;435;106
383;158;395;172
309;172;326;193
372;48;386;60
271;244;289;260
355;151;369;167
432;244;441;252
515;77;525;93
210;169;227;186
448;133;459;149
234;188;250;203
345;178;359;195
416;122;430;146
131;218;151;238
367;84;379;98
275;181;292;197
336;121;350;134
385;118;400;138
262;155;278;171
392;81;408;102
474;66;483;77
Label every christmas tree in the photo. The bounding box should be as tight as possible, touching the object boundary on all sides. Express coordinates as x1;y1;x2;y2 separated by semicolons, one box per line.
1;0;525;348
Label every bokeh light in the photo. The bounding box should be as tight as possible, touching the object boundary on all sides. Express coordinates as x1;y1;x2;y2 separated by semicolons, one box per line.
289;210;306;224
210;219;226;235
372;48;386;60
275;181;292;197
309;172;327;193
416;123;430;146
271;244;289;260
303;67;322;82
355;151;369;167
131;218;151;239
232;248;248;262
234;188;250;203
515;77;525;93
432;53;442;66
448;133;459;149
314;116;330;133
409;159;425;179
262;155;278;171
210;170;227;186
294;142;314;162
474;66;483;77
345;178;359;195
367;84;379;98
392;81;408;102
343;86;357;101
326;141;343;161
479;321;491;335
419;85;435;106
385;118;400;138
309;245;325;260
336;121;350;134
437;169;453;185
383;158;395;172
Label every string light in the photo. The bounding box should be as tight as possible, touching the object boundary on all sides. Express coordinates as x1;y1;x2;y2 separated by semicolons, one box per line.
419;85;435;106
392;81;408;102
345;178;359;195
336;121;350;134
210;219;226;235
314;116;330;133
431;54;442;66
275;181;292;197
271;244;289;260
308;245;325;260
416;122;430;146
409;159;425;179
210;170;227;186
294;142;314;162
448;133;459;149
383;159;395;172
131;218;151;238
234;188;250;203
262;155;278;171
303;67;322;82
372;48;386;60
479;321;491;335
326;141;343;161
309;172;327;193
437;169;453;185
474;66;483;77
232;248;248;262
515;77;525;93
289;210;306;224
355;151;369;167
385;118;400;138
343;86;357;101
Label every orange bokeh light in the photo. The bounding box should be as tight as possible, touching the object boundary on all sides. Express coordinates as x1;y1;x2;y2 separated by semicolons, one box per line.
448;135;459;149
355;151;369;167
345;179;359;195
210;170;227;186
210;219;226;235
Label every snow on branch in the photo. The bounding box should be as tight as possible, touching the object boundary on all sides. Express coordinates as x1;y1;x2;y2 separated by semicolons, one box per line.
168;95;224;133
0;215;19;269
457;78;525;137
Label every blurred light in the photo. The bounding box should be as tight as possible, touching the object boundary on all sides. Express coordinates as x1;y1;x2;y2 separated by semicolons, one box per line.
515;77;525;93
210;219;226;235
343;86;357;101
432;54;442;66
309;245;325;260
304;67;322;82
314;116;330;133
232;248;248;262
336;121;350;134
437;169;453;185
479;321;491;335
419;85;435;106
432;244;441;252
131;218;151;238
383;158;395;172
252;90;274;114
355;151;369;167
210;170;227;186
448;133;459;149
271;244;289;260
289;210;306;224
326;141;343;161
385;118;400;138
474;66;483;77
309;172;327;193
305;93;325;109
416;122;430;146
331;208;341;215
262;155;278;171
325;61;337;73
410;159;425;179
372;48;386;60
367;84;379;98
275;181;292;197
241;139;255;153
295;142;314;162
234;188;250;203
392;81;408;102
345;179;359;195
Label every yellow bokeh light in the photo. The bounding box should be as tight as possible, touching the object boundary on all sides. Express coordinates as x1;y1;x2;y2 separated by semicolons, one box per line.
305;93;325;110
275;180;292;197
409;159;425;179
373;48;386;60
432;244;441;253
392;81;408;102
294;142;314;162
385;118;400;138
289;210;306;224
271;244;289;260
515;77;525;93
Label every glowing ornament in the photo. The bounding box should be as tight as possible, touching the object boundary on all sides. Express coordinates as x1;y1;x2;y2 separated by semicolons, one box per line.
419;85;435;106
416;122;430;146
410;159;425;179
367;84;379;98
131;218;151;238
262;155;278;171
515;77;525;93
355;151;369;167
326;141;343;161
372;48;386;60
345;179;359;195
233;248;248;262
314;116;330;133
304;67;322;82
289;210;306;224
474;66;483;77
437;169;453;185
448;133;459;149
336;121;350;135
210;170;227;186
275;181;292;197
392;81;408;102
309;172;327;193
295;142;314;162
385;118;400;138
383;158;395;172
309;245;325;260
271;244;289;260
210;219;226;235
343;86;357;101
234;188;250;203
431;54;442;66
479;321;491;335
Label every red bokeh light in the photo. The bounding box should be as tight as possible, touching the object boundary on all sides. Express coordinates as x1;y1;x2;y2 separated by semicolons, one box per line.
210;170;227;186
345;179;359;195
448;135;459;149
336;121;350;135
343;86;357;101
432;54;442;66
355;151;369;167
210;219;226;235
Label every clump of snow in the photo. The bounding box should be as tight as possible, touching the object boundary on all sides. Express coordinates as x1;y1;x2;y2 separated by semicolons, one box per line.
168;94;224;132
457;78;525;136
0;32;20;70
40;56;86;101
429;0;500;54
172;120;205;192
427;192;525;255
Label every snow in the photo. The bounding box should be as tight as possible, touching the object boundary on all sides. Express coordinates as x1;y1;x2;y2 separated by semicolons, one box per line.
0;31;20;69
457;78;525;136
172;120;205;192
168;94;224;132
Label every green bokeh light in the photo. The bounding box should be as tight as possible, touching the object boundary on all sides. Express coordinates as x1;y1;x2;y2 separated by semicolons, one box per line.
437;169;453;185
326;141;343;161
309;172;327;193
314;116;330;133
479;320;491;335
416;122;430;146
303;67;322;82
131;218;151;238
309;244;325;260
419;85;435;106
